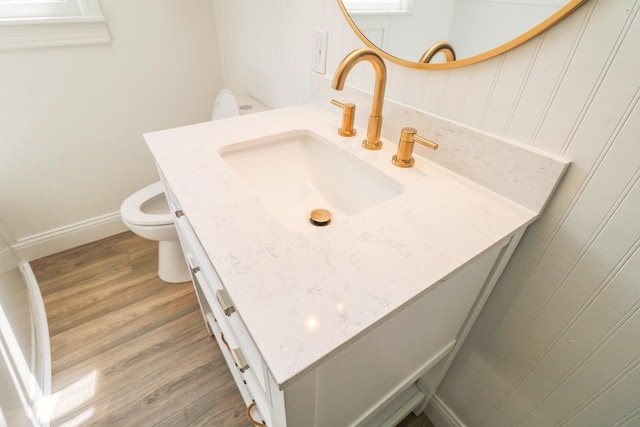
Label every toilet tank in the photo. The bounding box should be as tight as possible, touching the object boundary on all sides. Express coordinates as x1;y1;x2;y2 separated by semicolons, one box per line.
236;95;269;116
212;89;269;121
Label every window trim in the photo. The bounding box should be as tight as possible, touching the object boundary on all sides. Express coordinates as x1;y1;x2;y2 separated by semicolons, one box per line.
0;0;81;20
343;0;408;12
0;0;110;50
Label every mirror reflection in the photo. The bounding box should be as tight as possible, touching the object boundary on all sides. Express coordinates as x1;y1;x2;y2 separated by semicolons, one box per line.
339;0;586;67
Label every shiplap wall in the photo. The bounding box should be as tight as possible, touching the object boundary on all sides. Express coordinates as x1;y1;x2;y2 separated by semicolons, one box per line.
0;0;222;259
218;0;640;424
424;1;640;425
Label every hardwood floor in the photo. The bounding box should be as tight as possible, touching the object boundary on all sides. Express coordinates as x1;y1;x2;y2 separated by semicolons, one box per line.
31;231;434;426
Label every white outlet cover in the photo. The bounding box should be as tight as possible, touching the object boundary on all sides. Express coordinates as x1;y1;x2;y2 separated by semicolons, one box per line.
311;29;328;74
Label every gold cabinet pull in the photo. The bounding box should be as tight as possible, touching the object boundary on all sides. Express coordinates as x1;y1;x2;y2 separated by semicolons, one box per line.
330;99;357;137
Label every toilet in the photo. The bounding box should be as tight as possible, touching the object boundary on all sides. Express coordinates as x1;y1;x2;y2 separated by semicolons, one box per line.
120;181;188;283
120;89;266;283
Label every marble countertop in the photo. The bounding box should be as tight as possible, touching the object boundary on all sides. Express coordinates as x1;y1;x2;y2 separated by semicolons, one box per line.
145;104;538;388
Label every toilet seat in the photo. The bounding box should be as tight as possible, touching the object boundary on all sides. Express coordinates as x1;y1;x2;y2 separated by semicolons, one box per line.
120;181;173;226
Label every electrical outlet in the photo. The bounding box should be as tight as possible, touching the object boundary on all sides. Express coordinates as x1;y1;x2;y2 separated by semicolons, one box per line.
311;29;328;74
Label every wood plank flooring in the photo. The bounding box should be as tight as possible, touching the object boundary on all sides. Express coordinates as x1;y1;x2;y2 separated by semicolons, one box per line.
31;231;434;426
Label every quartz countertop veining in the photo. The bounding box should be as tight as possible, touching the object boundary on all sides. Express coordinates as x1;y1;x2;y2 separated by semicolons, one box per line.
145;104;544;388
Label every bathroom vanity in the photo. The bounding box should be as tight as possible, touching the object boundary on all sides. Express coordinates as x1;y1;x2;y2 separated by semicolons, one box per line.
145;103;567;426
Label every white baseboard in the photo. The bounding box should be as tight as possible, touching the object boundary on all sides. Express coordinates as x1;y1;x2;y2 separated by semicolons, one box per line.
12;212;128;261
425;394;466;427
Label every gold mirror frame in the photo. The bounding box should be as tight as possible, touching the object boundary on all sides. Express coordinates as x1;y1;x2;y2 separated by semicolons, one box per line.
337;0;588;70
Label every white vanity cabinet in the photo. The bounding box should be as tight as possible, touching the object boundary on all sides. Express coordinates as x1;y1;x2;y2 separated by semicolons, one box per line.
164;179;524;427
147;104;567;427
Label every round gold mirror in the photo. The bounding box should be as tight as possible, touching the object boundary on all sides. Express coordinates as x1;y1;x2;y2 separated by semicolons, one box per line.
337;0;588;69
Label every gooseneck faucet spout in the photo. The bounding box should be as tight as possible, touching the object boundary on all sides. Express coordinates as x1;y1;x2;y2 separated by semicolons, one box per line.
332;48;387;150
420;41;456;63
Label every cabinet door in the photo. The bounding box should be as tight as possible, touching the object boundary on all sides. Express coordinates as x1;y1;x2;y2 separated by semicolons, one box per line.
289;244;503;427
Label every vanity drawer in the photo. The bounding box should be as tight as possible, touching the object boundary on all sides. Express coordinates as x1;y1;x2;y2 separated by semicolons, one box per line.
199;269;270;413
186;251;266;383
175;225;271;420
227;309;268;390
167;189;272;423
190;266;272;424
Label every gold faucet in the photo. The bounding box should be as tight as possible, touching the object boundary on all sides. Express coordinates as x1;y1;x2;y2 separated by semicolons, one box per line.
420;41;456;63
392;127;439;168
332;48;387;150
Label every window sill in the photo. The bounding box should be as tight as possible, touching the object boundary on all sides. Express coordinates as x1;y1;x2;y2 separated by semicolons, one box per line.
347;10;412;17
0;16;110;50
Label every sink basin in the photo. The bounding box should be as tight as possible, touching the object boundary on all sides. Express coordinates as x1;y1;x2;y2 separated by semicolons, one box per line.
219;130;403;232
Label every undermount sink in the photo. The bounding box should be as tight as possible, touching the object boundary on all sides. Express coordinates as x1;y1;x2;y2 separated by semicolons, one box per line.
219;130;403;232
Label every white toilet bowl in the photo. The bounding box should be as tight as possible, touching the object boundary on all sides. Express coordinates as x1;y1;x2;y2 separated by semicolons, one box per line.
121;181;189;283
120;89;267;283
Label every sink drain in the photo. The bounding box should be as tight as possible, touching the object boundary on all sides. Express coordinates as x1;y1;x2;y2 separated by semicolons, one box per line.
310;208;332;226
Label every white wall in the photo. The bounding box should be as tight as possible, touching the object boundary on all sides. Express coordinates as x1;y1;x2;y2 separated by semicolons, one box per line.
214;0;323;109
0;0;223;260
0;219;16;272
218;0;640;424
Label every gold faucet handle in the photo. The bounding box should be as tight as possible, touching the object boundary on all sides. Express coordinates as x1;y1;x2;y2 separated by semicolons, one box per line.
331;99;357;137
392;127;439;168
